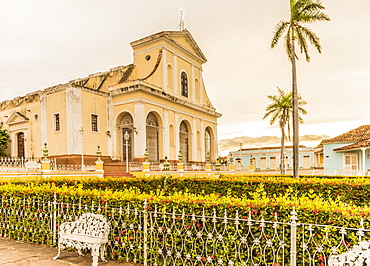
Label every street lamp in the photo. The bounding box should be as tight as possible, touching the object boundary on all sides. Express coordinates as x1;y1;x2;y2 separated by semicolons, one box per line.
79;127;85;172
124;131;130;172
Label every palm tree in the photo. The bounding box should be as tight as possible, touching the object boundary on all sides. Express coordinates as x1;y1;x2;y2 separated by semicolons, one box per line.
271;0;330;178
263;87;307;175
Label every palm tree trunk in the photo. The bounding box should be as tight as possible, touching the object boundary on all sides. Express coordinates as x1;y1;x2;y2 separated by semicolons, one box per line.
291;37;299;178
280;121;286;175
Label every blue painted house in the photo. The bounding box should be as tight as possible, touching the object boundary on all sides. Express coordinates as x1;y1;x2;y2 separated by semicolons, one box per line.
230;145;315;171
322;125;370;172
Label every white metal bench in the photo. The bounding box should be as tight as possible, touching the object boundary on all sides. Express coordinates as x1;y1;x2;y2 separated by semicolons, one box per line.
328;241;370;265
53;213;110;266
24;160;41;172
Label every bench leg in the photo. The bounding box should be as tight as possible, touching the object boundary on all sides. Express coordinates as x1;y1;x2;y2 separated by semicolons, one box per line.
100;243;107;262
91;245;100;266
52;241;61;260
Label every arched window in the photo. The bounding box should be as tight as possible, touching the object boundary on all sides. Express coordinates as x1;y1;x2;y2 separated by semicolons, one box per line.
179;121;189;162
169;124;174;146
204;127;212;161
195;78;200;99
146;113;159;162
181;72;188;97
120;113;134;162
167;64;173;87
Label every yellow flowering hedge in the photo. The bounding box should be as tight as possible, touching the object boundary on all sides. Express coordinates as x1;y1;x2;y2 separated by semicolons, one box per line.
0;179;369;227
3;174;370;207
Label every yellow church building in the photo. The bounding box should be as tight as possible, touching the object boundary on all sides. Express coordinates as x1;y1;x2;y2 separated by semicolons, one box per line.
0;30;221;170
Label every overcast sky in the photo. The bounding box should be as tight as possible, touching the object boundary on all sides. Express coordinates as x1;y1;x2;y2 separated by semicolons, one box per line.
1;0;370;155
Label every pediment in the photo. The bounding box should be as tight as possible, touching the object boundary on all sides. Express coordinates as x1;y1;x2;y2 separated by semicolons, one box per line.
131;30;207;63
6;112;29;125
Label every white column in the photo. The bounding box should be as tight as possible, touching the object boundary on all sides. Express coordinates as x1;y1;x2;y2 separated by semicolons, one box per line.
10;131;15;157
192;117;197;161
107;95;114;157
162;48;167;92
163;109;170;159
200;120;205;162
134;101;146;158
213;124;219;161
361;148;366;172
40;95;48;147
66;87;82;154
174;112;179;155
199;68;203;104
24;130;29;158
173;55;178;95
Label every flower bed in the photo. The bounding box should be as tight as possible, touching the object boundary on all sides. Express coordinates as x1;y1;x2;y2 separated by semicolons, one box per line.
1;176;370;265
3;174;370;207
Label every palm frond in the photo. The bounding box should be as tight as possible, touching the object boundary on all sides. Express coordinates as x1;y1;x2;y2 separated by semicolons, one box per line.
295;27;310;62
297;25;322;53
271;20;290;48
284;28;294;61
298;2;330;23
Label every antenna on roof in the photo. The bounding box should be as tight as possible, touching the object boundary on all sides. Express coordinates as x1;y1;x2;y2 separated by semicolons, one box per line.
178;7;185;31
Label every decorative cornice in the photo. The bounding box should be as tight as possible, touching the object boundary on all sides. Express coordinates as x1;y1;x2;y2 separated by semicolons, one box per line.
110;82;222;118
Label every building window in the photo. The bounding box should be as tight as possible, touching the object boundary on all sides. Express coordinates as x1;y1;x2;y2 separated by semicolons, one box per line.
344;154;359;170
54;113;60;132
181;72;188;97
146;113;159;162
91;114;99;132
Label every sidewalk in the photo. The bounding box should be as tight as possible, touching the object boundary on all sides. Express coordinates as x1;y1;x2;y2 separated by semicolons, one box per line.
0;237;140;266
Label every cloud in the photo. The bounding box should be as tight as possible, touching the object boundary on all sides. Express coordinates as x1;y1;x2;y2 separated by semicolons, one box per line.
219;136;281;152
300;134;330;142
218;134;330;153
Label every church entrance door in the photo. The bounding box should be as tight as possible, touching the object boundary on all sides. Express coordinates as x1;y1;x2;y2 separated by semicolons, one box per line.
179;121;189;163
17;132;25;158
120;113;134;162
146;113;159;162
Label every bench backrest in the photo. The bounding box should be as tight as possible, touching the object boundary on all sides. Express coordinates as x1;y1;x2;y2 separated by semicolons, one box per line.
68;213;110;240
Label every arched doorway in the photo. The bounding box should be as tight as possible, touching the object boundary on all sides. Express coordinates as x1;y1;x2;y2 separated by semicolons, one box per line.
146;113;159;162
204;127;214;162
179;121;189;162
17;132;25;158
120;113;134;162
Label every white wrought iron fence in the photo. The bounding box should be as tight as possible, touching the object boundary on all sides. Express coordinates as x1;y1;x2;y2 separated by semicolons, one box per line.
54;164;95;171
0;195;368;265
0;157;44;172
128;162;143;172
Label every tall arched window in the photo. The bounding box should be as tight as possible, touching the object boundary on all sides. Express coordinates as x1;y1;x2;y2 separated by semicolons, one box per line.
179;121;189;162
195;78;200;99
204;127;212;161
169;124;174;146
181;72;188;97
167;64;173;87
146;113;159;162
120;113;134;162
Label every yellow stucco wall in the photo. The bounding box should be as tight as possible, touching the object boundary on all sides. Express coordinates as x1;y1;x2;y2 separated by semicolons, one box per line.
81;91;108;155
46;90;67;156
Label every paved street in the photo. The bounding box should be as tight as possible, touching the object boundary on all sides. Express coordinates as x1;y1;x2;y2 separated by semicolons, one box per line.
0;237;139;266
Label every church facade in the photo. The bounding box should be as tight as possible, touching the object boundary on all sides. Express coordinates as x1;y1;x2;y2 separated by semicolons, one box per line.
0;30;221;165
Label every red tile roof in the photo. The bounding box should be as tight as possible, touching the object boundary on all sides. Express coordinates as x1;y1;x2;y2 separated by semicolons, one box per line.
322;125;370;144
334;139;370;151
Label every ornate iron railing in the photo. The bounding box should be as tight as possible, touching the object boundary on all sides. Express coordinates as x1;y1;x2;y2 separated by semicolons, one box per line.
0;195;368;265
